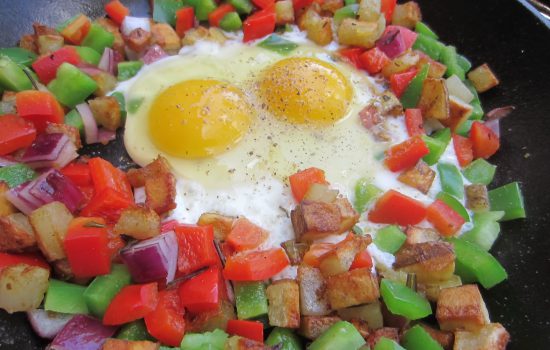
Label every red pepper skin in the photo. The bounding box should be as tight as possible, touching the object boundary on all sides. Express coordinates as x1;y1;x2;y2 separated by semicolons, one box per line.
359;47;390;74
227;320;264;342
0;114;36;156
390;68;418;98
15;91;65;133
426;199;465;236
61;163;92;187
223;248;290;281
292;0;314;10
209;4;235;27
31;46;81;84
453;134;474;167
81;188;133;223
405;108;425;137
243;9;276;42
0;252;49;271
350;249;373;270
339;47;365;70
144;289;186;347
176;7;195;37
178;267;221;313
105;0;130;25
227;217;268;252
368;189;427;226
470;121;500;159
253;0;275;10
174;224;218;277
289;167;328;202
385;135;430;172
381;0;397;21
103;283;159;326
64;217;111;278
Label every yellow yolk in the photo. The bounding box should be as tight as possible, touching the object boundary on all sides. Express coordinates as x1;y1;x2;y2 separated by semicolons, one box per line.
258;57;353;124
148;79;253;158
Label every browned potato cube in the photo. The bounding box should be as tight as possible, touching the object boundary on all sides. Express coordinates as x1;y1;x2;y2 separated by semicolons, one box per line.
417;54;447;78
300;9;333;46
467;64;500;93
420;274;462;302
89;71;118;98
225;336;267;350
275;0;295;24
394;241;455;283
29;202;73;261
391;1;422;29
379;90;404;116
326;268;379;309
33;23;57;36
333;197;360;233
89;96;122;131
0;182;18;217
440;95;473;132
337;301;384;329
19;34;37;53
418;78;450;120
381;50;420;78
181;26;208;46
151;23;181;54
303;183;339;203
465;184;490;212
0;213;36;253
337;18;383;48
188;300;235;332
319;234;371;277
145;172;177;215
125;28;152;53
114;205;161;239
321;0;344;14
45;123;82;149
102;339;160;350
291;201;339;242
358;0;381;22
37;34;64;55
398;160;435;194
350;318;370;339
96;18;126;56
127;156;172;187
436;284;490;332
368;327;399;348
0;264;50;313
299;315;342;340
197;212;235;241
419;323;454;350
453;323;510;350
266;279;300;328
206;27;228;43
405;225;441;245
297;265;331;316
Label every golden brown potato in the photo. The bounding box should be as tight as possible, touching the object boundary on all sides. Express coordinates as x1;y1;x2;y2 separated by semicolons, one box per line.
225;336;267;350
37;35;64;55
0;213;36;253
391;1;422;28
0;264;50;313
398;160;435;194
19;34;37;53
321;0;344;14
416;54;447;78
337;301;384;329
0;182;18;217
436;284;490;332
145;172;177;215
367;327;399;349
151;23;181;54
419;323;454;350
319;234;371;277
300;9;333;46
101;339;159;350
467;64;500;93
188;299;236;332
299;315;342;340
405;225;441;245
337;18;384;48
88;96;122;131
89;71;118;98
29;202;73;261
379;90;404;117
45;123;82;149
420;274;462;302
275;0;295;24
453;323;510;350
114;205;161;240
394;241;455;283
381;50;420;78
326;268;380;309
266;279;300;328
197;212;235;241
418;78;450;120
125;28;152;53
465;184;490;212
303;183;339;203
297;265;331;316
440;95;473;132
358;0;381;22
127;156;172;187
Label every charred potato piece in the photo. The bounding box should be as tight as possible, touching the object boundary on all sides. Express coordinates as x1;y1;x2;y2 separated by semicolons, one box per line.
440;95;473;132
29;202;73;261
326;268;380;309
266;279;300;328
391;1;422;29
419;323;454;350
436;284;490;332
37;35;64;55
381;50;420;78
405;225;441;245
275;0;295;24
465;184;490;212
197;212;235;241
127;156;172;187
319;234;371;277
0;182;18;217
397;160;435;194
291;201;338;242
145;172;177;215
19;34;37;53
151;23;181;54
45;123;82;149
125;28;152;53
394;241;455;283
418;78;450;120
321;0;344;14
89;71;118;97
188;299;235;332
337;18;384;48
102;339;160;350
337;301;384;329
0;264;50;313
300;9;333;46
88;96;122;131
114;205;161;239
453;323;510;350
0;213;36;253
297;265;331;316
467;64;500;93
225;336;268;350
299;315;342;340
367;327;399;348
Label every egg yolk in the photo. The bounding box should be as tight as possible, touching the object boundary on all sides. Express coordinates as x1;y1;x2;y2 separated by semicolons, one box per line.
258;57;353;124
148;79;253;158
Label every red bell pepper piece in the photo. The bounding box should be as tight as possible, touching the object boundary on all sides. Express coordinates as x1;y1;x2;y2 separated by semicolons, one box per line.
426;199;465;236
404;108;425;137
253;0;275;10
243;9;276;42
64;217;111;278
452;134;474;167
178;267;222;313
60;14;91;45
368;189;427;226
103;283;159;325
384;135;430;172
61;162;92;187
0;252;49;271
226;217;268;252
174;224;219;277
390;68;418;98
470;121;500;159
80;188;133;223
144;289;186;347
359;47;390;74
31;46;81;84
381;0;397;21
227;320;264;342
339;47;365;70
292;0;314;10
303;243;334;267
223;248;289;281
15;90;65;133
176;7;195;37
0;114;36;156
209;4;236;27
289;167;328;202
350;249;373;270
105;0;130;25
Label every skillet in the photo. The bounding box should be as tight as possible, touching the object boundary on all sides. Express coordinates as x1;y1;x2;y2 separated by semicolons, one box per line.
0;0;549;348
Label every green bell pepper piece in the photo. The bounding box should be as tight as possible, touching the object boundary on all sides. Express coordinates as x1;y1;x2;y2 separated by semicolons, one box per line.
455;119;474;137
461;211;505;251
440;45;465;80
111;91;127;121
412;34;444;60
153;0;184;26
462;158;496;185
344;0;358;4
258;35;299;55
469;101;484;120
401;325;443;350
83;264;132;318
422;135;447;165
118;61;144;81
414;22;438;39
436;192;470;222
380;279;431;320
234;281;268;320
449;237;507;288
73;46;102;66
374;225;406;254
354;178;382;213
432;127;451;144
0;56;33;91
265;327;303;350
373;337;405;350
401;63;430;108
488;182;526;221
64;109;85;135
228;0;253;14
0;164;36;188
0;47;37;66
44;279;89;314
195;0;218;21
309;321;366;350
180;329;228;350
333;4;359;24
56;14;80;32
219;12;243;31
437;163;464;199
81;23;115;54
456;54;472;73
116;319;155;341
48;63;98;108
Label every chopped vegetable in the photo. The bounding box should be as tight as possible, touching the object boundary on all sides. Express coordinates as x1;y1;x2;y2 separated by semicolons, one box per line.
289;167;328;202
308;321;366;350
390;68;418;98
16;90;64;132
401;63;429;108
179;329;228;350
144;289;186;347
223;248;289;281
173;224;218;276
436;192;470;222
83;264;132;318
118;60;144;81
103;283;159;325
380;279;432;319
265;327;302;350
470;121;500;159
462;158;496;185
26;309;73;340
258;34;298;54
81;23;115;54
374;225;406;253
105;0;130;25
426;199;465;236
369;190;427;226
0;115;36;156
226;319;264;342
0;56;33;91
44;279;89;314
0;263;50;313
384;135;430;172
47;63;98;108
374;337;406;350
176;7;196;36
354;178;382;213
178;266;222;313
488;182;526;221
219;12;243;31
49;315;117;350
437;162;464;199
0;47;36;66
234;281;269;320
243;8;276;42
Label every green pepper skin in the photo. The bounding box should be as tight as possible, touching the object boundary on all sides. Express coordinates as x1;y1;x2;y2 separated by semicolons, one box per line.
415;22;438;40
422;135;447;165
83;264;132;318
48;63;98;108
354;178;382;213
0;164;36;188
461;211;504;251
234;281;268;320
0;56;33;91
118;61;144;81
401;63;430;108
462;158;496;185
333;4;359;24
374;225;406;254
81;24;115;54
436;192;470;222
380;279;432;320
116;319;155;341
373;337;405;350
153;0;184;26
73;46;102;65
265;327;303;350
437;163;464;199
180;329;228;350
308;321;366;350
412;34;445;60
488;182;526;221
0;47;37;66
219;12;243;32
258;35;299;55
44;279;89;314
401;325;443;350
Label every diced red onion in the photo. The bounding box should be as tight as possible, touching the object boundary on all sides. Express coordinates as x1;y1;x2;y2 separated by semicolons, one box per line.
121;231;178;284
485;119;500;138
47;315;117;350
98;48;116;75
121;16;151;36
134;186;146;204
5;181;38;214
0;155;17;167
76;103;98;144
376;28;406;59
27;310;74;339
97;128;116;145
20;133;77;169
142;45;168;65
486;105;515;121
77;63;104;77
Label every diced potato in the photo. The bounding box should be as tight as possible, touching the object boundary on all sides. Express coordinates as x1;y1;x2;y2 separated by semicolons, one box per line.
436;284;490;332
0;182;18;217
326;268;380;309
321;0;344;14
405;225;441;245
125;28;152;53
378;90;404;116
197;212;235;241
114;205;161;239
19;34;37;53
333;197;360;233
275;0;295;25
440;95;472;132
416;54;447;78
350;318;370;339
299;315;342;340
127;156;172;187
145;172;177;215
319;234;371;277
151;23;181;54
89;96;122;131
225;336;266;350
391;1;422;29
419;323;454;350
299;9;333;46
33;23;57;36
102;339;160;350
45;123;82;149
381;50;420;78
465;184;490;212
467;63;500;93
420;274;462;302
89;71;118;97
358;0;381;22
303;183;339;203
181;26;209;46
37;34;64;55
207;27;228;43
96;18;125;56
0;264;50;313
453;323;510;350
188;300;235;332
393;241;455;283
29;202;73;261
337;17;384;48
418;78;450;120
266;279;300;328
337;301;384;329
0;213;36;252
297;265;331;316
367;327;399;348
397;160;435;194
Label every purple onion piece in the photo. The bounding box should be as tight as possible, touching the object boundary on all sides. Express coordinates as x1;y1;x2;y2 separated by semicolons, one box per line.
96;129;116;145
485;119;500;138
46;170;84;212
376;28;406;59
142;45;168;65
98;48;116;75
0;155;18;167
5;181;39;214
21;133;68;164
486;105;515;121
76;103;98;144
27;310;74;339
48;315;117;350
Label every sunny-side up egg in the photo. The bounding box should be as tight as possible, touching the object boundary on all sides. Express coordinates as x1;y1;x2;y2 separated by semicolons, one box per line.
118;31;393;249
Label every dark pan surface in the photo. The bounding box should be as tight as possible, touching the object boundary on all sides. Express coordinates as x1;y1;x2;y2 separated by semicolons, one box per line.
1;0;549;348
